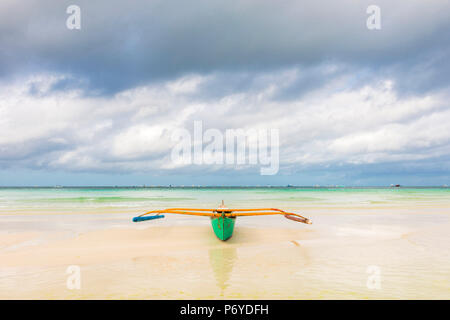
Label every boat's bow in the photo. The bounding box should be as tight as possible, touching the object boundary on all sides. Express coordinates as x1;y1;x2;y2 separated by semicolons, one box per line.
211;200;236;241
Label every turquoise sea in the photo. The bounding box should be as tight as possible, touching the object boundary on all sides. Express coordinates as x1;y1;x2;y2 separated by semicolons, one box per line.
1;187;449;214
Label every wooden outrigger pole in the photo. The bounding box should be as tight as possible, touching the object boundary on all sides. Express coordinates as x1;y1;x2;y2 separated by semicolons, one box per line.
133;201;312;241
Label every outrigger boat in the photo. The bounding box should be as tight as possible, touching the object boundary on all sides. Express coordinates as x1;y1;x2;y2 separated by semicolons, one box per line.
133;201;312;241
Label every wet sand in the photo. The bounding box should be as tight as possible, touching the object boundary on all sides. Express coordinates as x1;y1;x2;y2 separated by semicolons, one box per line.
1;208;449;299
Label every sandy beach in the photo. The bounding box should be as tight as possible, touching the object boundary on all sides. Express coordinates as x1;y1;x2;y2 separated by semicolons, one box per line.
1;187;449;299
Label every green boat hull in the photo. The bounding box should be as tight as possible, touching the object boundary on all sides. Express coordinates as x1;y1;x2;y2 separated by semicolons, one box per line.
211;216;236;241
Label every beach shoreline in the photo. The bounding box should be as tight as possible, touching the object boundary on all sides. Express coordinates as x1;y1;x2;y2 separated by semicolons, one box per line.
1;212;449;299
1;187;449;299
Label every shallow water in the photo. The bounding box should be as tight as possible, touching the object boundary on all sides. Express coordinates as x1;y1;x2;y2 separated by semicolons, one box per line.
1;186;449;213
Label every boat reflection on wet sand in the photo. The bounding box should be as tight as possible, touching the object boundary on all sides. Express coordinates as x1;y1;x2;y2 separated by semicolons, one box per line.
209;246;237;295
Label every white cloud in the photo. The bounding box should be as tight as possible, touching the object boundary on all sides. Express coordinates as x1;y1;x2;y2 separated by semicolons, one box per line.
0;71;449;175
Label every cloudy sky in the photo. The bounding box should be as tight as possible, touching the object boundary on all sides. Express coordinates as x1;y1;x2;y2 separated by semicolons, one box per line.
0;0;449;186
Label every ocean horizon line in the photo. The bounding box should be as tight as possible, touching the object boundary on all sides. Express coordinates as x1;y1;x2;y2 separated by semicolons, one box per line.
0;185;448;189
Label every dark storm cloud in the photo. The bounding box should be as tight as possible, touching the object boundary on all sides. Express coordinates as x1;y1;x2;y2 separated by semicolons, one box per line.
1;0;449;95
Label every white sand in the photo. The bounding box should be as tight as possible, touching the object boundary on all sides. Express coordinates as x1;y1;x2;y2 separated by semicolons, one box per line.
1;209;449;299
